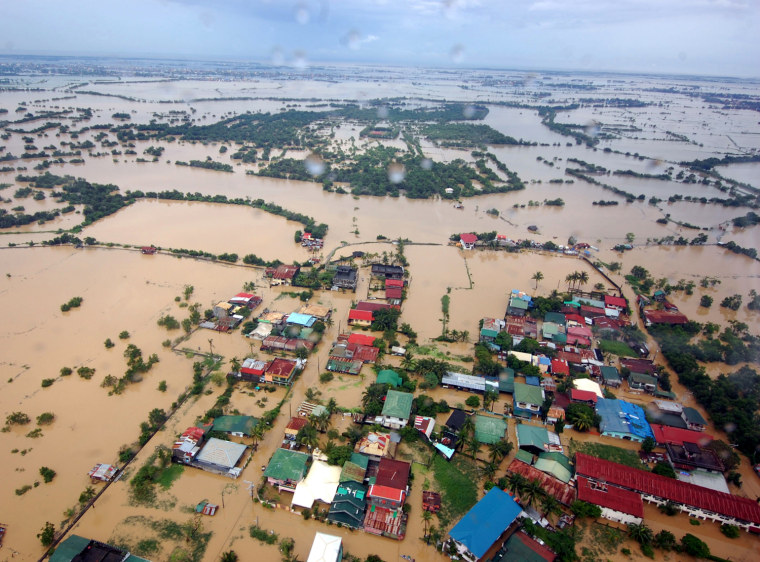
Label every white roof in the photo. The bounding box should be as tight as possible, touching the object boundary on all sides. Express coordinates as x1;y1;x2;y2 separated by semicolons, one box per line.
508;351;538;365
573;378;603;398
291;460;342;509
195;437;247;469
249;323;274;339
307;532;343;562
653;399;683;413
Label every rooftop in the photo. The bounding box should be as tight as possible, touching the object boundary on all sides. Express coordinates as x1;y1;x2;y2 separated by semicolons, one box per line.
195;438;247;470
514;381;544;406
212;415;258;436
381;389;414;420
576;476;643;518
307;532;343;562
475;414;508;444
449;487;523;559
650;424;712;447
376;458;411;491
377;369;403;388
264;448;310;482
496;530;557;562
507;459;577;505
596;398;654;441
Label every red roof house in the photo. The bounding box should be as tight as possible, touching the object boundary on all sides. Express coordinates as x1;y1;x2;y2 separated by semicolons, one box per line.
265;358;298;385
376;458;411;491
575;453;760;529
347;332;377;347
604;295;627;310
576;476;644;519
460;233;478;249
348;309;374;326
272;264;300;281
386;287;403;300
385;278;404;288
580;305;606;318
355;301;396;313
643;310;688;326
551;358;570;377
570;389;598;405
650;424;713;447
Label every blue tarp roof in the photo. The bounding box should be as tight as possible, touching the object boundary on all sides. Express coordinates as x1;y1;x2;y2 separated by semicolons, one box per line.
596;398;654;440
449;487;522;559
287;312;315;327
525;376;540;386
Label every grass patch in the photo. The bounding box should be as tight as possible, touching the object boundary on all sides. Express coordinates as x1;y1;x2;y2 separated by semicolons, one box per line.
115;515;212;562
568;440;646;469
156;464;184;490
432;453;478;526
415;345;449;361
599;340;638;358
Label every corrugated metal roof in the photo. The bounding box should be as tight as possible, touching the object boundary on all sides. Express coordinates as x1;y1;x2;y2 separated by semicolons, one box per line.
576;476;643;518
449;488;522;559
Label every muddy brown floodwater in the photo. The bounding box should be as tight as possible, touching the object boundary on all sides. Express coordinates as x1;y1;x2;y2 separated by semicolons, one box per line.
1;70;760;561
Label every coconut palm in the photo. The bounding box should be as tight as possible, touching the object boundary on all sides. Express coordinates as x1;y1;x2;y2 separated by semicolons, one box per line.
487;440;512;464
460;415;475;440
326;397;338;414
221;551;239;562
250;423;264;447
627;522;654;545
573;410;595;432
421;510;433;541
532;271;544;290
229;357;241;373
507;472;528;495
522;479;546;508
565;272;578;290
401;352;416;372
466;436;481;459
481;461;497;480
297;424;319;450
310;411;330;433
540;495;562;519
578;271;590;288
483;390;498;413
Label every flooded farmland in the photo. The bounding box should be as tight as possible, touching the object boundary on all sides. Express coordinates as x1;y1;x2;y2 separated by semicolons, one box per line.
1;61;760;562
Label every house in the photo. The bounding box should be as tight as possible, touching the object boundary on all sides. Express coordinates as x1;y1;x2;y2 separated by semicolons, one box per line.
193;437;248;478
299;304;331;321
570;388;598;406
370;263;404;279
332;265;358;290
497;530;557;562
480;317;505;343
513;382;545;418
212;415;258;437
326;357;363;375
264;448;310;491
355;432;395;460
348;308;373;327
621;358;656;375
414;416;435;440
550;358;569;377
423;490;442;513
516;424;563;455
575;453;760;532
213;301;233;319
604;295;627;311
376;369;403;387
566;325;592;347
576;476;643;526
460;233;478;249
365;458;411;539
271;264;300;284
140;245;157;255
265;358;301;386
534;451;572;483
682;407;708;432
601;366;622;388
447;487;523;562
347;332;376;347
378;390;414;429
50;535;149;562
292;460;342;509
546;406;565;425
328;480;367;528
541;376;557;393
628;372;657;393
666;443;724;473
643;310;688;326
441;371;499;394
573;378;604;398
507;291;531;317
595;398;654;443
339;452;369;484
238;358;269;382
385;287;403;301
172;426;206;463
87;463;117;483
285;417;309;441
286;312;316;329
386;278;404;289
307;532;343;562
446;409;468;433
650;424;712;448
474;414;507;444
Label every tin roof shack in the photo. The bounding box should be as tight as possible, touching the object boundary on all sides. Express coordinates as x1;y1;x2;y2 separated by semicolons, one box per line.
192;437;248;478
447;487;523;562
370;263;405;280
574;453;760;532
355;432;396;461
332;265;358;290
268;264;300;285
229;292;263;310
441;371;499;394
264;448;311;492
378;390;414;429
306;532;343;562
666;442;725;473
601;366;622;387
643;309;688;326
507;458;577;506
213;301;233;319
299;304;332;321
328;480;368;528
50;535;149;562
576;476;644;526
480;317;506;343
88;463;118;483
236;358;270;383
681;407;708;432
514;381;545;418
285;417;309;441
173;426;207;464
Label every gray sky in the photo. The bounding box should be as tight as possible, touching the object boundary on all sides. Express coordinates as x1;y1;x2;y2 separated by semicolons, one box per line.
2;0;759;77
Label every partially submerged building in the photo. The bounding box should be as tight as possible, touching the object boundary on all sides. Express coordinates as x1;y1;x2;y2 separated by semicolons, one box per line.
264;448;311;492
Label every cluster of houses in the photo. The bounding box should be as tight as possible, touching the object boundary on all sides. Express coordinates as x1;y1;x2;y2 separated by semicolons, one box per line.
300;232;324;250
171;415;258;478
638;291;690;327
200;292;263;332
262;420;414;540
457;233;596;256
326;332;380;375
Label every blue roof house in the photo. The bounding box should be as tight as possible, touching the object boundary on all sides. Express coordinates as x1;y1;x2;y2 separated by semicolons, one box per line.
448;487;523;561
596;398;654;443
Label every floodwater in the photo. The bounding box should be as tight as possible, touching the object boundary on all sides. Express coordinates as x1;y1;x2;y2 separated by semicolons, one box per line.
1;68;760;560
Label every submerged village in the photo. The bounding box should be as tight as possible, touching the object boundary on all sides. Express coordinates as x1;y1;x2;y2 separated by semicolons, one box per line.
1;58;760;562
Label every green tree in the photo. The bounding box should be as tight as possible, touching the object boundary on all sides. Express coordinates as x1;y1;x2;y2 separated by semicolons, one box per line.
465;395;481;408
221;551;239;562
37;521;55;546
680;534;710;558
700;295;713;308
297;424;319;450
532;271;544;290
627;522;653;545
641;437;655;454
653;530;676;551
79;486;96;505
521;479;545;508
507;472;528;495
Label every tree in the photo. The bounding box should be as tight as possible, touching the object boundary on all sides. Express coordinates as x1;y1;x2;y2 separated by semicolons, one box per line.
651;461;676;479
578;271;589;288
483;390;498;412
221;551;239;562
653;530;676;551
79;486;96;505
680;534;710;558
532;271;544;290
37;521;55;546
700;295;713;308
481;461;497;480
297;424;319;450
401;352;416;372
310;411;330;433
487;440;513;464
720;524;740;538
229;357;241;373
627;522;653;545
507;472;528;495
540;494;561;519
466;436;481;458
465;395;481;409
521;479;545;508
641;437;655;454
554;417;565;435
626;232;635;243
421;510;433;541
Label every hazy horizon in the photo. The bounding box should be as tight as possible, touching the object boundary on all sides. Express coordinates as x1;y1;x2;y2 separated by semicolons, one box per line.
1;0;759;79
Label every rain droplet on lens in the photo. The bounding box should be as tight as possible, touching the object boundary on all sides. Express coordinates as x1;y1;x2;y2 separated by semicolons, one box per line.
388;162;405;184
293;51;308;70
420;158;433;170
304;153;325;176
584;120;601;138
377;105;389;119
271;46;285;66
342;29;361;51
463;105;476;119
724;422;736;434
450;44;464;63
295;3;310;25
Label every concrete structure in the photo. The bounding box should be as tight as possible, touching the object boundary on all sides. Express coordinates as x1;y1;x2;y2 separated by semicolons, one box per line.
378;390;413;429
264;449;310;491
307;532;343;562
576;476;643;526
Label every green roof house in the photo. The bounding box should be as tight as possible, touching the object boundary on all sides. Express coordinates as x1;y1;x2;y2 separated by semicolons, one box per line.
379;390;414;429
499;368;515;394
474;414;508;444
340;452;369;483
514;381;545;418
629;372;657;393
376;369;403;388
264;449;310;491
328;481;367;529
601;366;621;388
212;415;259;437
681;407;708;431
51;535;149;562
516;424;562;455
534;451;572;483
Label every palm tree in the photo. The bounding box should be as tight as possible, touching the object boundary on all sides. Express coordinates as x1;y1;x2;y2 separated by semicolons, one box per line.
565;272;578;291
532;271;544;290
297;424;319;450
488;440;512;464
459;330;470;342
466;436;481;459
578;271;590;289
483;390;498;413
221;551;239;562
250;423;264;448
540;495;561;519
229;357;241;374
507;473;528;496
627;522;654;545
522;479;545;508
460;415;475;440
326;397;338;414
573;410;595;432
401;352;416;372
481;461;497;480
310;412;330;433
421;510;433;541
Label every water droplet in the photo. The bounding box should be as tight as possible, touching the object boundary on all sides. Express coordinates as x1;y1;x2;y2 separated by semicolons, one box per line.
304;153;325;176
420;158;433;171
678;51;687;62
584;120;601;138
450;44;464;63
463;105;476;119
377;105;389;119
294;3;310;25
293;51;308;70
343;29;361;51
271;46;285;66
724;422;736;434
388;162;405;184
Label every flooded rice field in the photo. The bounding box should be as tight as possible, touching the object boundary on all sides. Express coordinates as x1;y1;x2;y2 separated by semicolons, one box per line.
1;66;759;560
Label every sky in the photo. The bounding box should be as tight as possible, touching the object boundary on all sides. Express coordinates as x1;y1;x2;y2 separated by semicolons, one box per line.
1;0;759;77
